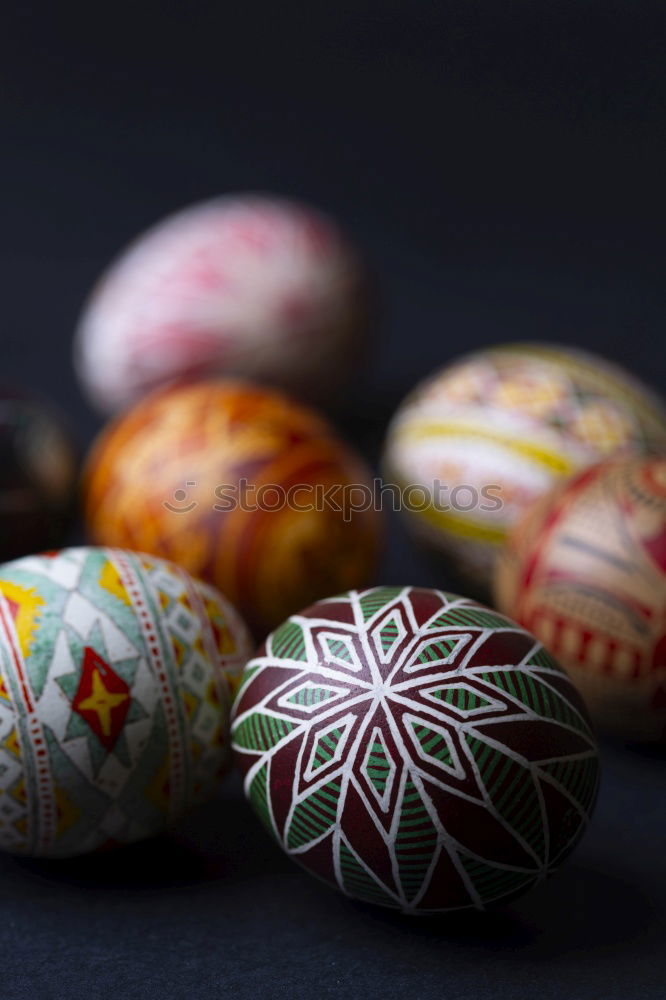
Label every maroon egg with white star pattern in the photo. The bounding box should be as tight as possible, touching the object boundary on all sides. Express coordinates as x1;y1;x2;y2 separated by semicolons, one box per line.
232;587;600;913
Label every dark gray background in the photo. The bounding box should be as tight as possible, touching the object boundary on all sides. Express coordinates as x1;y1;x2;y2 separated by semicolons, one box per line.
1;3;665;998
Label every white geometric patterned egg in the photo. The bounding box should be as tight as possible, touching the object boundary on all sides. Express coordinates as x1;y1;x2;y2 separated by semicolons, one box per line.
0;547;252;857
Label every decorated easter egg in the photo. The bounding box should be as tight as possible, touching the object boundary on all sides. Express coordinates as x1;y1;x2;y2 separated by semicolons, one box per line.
0;388;78;561
74;194;368;413
383;343;666;590
232;586;600;913
0;547;251;857
83;380;382;637
495;457;666;742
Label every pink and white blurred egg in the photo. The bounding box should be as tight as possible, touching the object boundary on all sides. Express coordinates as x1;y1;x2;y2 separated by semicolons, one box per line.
75;195;369;413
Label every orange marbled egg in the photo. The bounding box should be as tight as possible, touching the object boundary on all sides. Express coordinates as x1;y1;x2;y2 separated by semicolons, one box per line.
83;380;382;637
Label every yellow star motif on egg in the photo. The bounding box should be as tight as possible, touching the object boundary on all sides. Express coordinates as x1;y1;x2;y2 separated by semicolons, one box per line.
77;669;129;737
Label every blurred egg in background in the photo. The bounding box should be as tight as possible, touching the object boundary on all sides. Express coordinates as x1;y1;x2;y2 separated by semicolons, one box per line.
74;194;370;414
495;456;666;742
383;343;666;593
0;388;78;562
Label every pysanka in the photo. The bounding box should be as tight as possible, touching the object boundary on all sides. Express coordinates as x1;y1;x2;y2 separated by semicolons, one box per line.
496;457;666;742
0;388;78;561
0;547;251;857
74;194;368;413
232;587;600;913
83;380;382;637
384;343;666;589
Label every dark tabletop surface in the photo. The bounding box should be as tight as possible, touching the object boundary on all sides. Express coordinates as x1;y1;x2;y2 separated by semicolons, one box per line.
1;2;665;997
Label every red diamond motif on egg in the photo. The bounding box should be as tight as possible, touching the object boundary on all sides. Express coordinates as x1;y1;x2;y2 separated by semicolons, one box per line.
71;647;131;752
